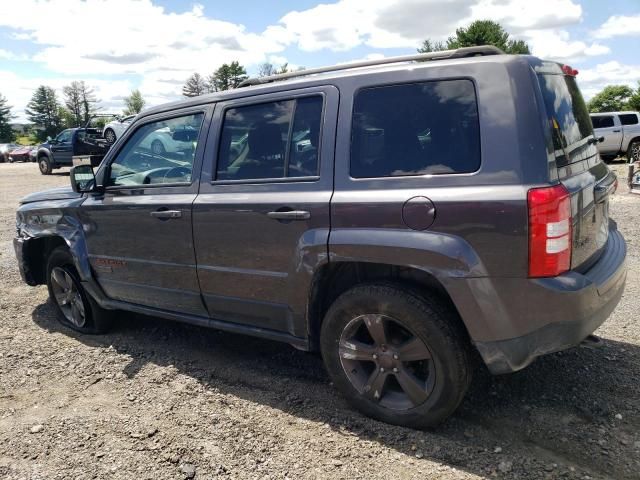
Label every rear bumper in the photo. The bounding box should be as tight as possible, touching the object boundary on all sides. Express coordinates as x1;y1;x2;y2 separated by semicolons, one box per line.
451;228;626;374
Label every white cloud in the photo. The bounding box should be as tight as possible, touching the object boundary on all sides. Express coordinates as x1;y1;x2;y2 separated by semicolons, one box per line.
523;29;610;62
578;61;640;100
593;14;640;39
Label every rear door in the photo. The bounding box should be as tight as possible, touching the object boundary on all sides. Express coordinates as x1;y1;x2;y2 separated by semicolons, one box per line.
193;86;338;337
537;68;614;270
590;115;622;154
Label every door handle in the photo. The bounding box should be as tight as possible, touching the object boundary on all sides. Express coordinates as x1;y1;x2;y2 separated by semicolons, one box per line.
150;210;182;219
267;210;311;221
612;129;621;132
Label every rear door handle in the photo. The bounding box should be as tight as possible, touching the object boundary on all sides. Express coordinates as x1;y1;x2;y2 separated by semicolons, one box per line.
150;210;182;219
267;210;311;221
612;129;621;132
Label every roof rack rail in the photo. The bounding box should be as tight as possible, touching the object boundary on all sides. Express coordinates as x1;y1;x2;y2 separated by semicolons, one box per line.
239;45;505;88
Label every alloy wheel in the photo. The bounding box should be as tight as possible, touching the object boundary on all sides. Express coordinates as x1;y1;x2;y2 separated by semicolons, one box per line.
50;267;86;328
339;314;435;411
631;142;640;163
105;129;116;143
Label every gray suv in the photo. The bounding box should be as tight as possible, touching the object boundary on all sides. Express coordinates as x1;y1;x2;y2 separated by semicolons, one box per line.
14;47;627;428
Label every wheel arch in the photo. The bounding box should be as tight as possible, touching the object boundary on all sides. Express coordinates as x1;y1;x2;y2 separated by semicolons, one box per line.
307;261;469;351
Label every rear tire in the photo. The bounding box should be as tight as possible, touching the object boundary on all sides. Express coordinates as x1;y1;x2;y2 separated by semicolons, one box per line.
46;247;113;334
320;283;471;429
628;140;640;163
39;156;52;175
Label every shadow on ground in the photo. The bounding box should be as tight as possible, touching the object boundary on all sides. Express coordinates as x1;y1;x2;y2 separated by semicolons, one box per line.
32;302;640;479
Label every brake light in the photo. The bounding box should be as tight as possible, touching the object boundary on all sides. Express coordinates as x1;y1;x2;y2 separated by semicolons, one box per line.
528;184;572;277
561;64;579;76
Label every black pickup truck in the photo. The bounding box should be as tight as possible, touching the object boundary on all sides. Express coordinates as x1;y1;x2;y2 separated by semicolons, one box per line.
36;119;113;175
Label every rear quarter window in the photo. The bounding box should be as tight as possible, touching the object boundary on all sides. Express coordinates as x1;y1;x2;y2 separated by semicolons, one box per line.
350;79;480;178
619;113;639;125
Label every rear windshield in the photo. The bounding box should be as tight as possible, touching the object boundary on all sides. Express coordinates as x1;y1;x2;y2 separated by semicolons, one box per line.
537;73;595;167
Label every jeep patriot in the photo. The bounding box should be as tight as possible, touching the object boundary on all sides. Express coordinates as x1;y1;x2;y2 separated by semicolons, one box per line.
14;46;627;427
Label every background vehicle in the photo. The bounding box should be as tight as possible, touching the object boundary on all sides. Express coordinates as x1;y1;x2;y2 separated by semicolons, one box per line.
36;120;111;175
590;111;640;162
103;115;135;143
7;146;36;163
14;48;626;428
0;143;20;162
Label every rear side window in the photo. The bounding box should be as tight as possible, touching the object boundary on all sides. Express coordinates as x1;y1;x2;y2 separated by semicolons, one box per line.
591;116;614;129
350;79;480;178
619;113;639;125
216;96;323;181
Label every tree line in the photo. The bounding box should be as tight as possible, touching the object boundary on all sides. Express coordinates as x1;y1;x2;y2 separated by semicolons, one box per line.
0;84;146;143
587;84;640;113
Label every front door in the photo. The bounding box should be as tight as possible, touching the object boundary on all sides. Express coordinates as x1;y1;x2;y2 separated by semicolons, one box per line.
51;129;74;164
82;108;210;316
194;87;338;336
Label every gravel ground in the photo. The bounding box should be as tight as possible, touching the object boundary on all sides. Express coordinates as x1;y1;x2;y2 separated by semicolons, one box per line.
0;162;639;480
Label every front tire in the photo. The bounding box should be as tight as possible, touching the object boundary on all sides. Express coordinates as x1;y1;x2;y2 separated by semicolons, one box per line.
104;128;116;144
320;284;471;428
38;156;52;175
151;139;165;155
46;247;113;334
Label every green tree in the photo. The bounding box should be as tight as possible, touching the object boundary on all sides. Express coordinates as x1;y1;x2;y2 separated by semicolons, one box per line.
62;82;83;126
627;82;640;112
419;20;530;55
0;93;15;142
208;61;248;91
123;89;145;115
587;85;634;112
182;73;208;97
25;85;62;141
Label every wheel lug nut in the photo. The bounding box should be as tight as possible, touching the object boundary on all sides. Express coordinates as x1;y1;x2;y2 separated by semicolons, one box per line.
393;354;398;360
372;354;378;360
380;367;385;372
393;367;398;373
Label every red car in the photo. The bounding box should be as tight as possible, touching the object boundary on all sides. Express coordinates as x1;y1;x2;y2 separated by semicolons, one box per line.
8;146;36;163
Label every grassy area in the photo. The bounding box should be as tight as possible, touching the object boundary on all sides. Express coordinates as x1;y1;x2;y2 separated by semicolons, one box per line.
16;135;37;146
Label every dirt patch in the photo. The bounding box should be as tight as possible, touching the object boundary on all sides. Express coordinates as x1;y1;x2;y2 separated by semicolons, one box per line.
0;162;639;479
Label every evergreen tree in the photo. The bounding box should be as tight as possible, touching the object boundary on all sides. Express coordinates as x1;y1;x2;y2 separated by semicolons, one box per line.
0;93;15;142
182;73;208;97
208;61;248;91
123;89;145;115
25;85;62;141
419;20;530;55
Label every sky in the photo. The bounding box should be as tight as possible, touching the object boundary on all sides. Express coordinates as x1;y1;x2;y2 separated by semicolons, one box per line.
0;0;639;122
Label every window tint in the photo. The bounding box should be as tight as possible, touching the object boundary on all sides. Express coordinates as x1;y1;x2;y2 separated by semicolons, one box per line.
56;129;73;144
350;80;480;178
216;96;323;181
108;113;204;187
591;116;614;129
537;74;593;166
619;113;639;125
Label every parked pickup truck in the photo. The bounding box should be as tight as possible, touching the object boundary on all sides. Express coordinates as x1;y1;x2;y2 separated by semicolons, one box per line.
36;127;111;175
590;111;640;162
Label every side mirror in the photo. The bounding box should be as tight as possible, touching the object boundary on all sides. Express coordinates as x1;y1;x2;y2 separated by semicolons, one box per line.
46;136;52;142
598;136;605;143
70;165;97;193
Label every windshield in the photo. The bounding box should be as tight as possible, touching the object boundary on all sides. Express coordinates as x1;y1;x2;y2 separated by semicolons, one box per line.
537;72;596;167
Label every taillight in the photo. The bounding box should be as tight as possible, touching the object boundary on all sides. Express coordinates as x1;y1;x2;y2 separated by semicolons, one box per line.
528;184;572;277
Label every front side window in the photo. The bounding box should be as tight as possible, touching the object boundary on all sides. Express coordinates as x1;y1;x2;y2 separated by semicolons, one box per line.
350;79;480;178
216;96;323;181
56;129;73;144
108;113;204;187
591;116;614;129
